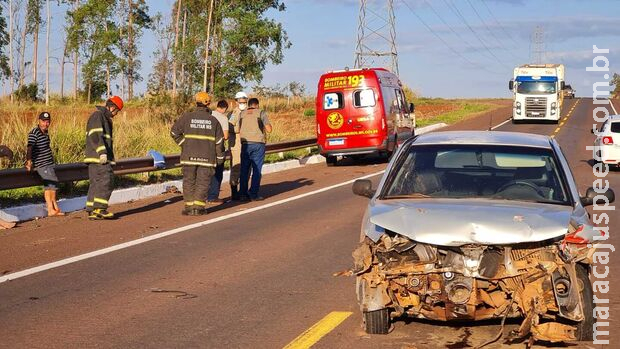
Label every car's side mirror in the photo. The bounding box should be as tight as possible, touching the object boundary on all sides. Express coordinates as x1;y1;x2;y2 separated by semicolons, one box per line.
353;179;375;198
409;103;415;113
561;81;566;90
581;187;615;207
509;80;514;90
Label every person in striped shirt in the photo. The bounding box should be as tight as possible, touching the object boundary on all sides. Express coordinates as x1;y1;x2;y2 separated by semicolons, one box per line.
26;112;64;216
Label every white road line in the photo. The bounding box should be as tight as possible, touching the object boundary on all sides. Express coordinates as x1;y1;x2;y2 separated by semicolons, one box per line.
490;118;511;130
0;170;385;284
610;99;618;114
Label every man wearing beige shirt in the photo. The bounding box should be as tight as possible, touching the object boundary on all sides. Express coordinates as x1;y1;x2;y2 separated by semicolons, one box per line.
207;100;230;203
228;92;248;200
230;97;272;201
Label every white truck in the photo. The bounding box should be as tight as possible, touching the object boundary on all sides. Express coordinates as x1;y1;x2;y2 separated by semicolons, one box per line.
509;64;565;123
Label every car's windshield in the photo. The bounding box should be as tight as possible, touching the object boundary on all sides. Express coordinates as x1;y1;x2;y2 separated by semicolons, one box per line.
384;145;570;205
516;81;556;95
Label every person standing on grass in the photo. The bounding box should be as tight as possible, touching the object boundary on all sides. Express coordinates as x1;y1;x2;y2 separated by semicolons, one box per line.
171;92;225;216
25;112;64;217
84;96;123;220
230;97;272;201
228;91;248;200
207;99;230;203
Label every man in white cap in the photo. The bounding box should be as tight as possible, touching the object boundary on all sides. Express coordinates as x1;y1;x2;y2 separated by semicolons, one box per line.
228;91;248;200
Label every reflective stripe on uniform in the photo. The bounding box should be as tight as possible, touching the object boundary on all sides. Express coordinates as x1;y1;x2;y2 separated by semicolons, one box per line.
96;145;106;153
185;134;216;141
185;202;194;206
94;198;108;204
86;201;94;207
180;161;216;167
84;158;100;163
178;138;185;146
87;128;103;136
194;200;206;206
103;134;111;139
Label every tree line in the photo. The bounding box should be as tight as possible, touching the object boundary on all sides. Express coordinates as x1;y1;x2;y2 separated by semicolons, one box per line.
0;0;291;105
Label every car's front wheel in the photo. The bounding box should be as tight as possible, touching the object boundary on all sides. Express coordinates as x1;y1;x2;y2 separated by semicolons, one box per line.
575;263;594;341
363;309;390;334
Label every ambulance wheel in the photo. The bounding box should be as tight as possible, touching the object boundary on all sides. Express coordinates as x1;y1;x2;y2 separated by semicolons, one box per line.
574;263;594;341
326;155;337;167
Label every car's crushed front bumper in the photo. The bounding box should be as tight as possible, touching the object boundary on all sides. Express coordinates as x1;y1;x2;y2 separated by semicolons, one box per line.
352;232;594;344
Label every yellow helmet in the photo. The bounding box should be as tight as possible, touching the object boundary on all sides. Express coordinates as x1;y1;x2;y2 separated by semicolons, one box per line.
195;91;211;105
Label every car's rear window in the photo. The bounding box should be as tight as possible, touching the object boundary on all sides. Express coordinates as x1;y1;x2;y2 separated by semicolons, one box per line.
384;144;570;205
611;122;620;133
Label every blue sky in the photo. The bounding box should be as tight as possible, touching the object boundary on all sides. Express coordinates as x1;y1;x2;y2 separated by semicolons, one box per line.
256;0;619;98
4;0;619;99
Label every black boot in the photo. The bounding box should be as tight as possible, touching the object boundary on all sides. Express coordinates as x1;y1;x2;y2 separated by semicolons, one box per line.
231;185;240;201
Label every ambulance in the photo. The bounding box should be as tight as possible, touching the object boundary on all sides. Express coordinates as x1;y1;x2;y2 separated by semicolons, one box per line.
315;67;415;165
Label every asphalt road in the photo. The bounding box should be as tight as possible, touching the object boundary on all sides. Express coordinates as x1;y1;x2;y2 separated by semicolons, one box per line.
0;98;618;349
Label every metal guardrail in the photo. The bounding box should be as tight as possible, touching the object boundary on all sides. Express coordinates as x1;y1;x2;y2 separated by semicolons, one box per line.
0;138;318;191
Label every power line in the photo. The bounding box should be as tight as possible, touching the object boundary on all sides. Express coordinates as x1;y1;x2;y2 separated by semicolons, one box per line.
424;0;494;62
401;0;503;75
465;0;528;62
465;0;509;52
479;0;520;46
442;0;509;68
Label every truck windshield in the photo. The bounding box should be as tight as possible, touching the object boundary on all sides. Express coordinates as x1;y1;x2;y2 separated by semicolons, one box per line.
516;81;556;95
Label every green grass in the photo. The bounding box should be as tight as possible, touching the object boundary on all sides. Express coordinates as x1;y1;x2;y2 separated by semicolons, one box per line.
416;103;494;127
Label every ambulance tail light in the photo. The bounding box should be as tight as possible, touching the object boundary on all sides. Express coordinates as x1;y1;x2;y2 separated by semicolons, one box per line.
602;136;613;145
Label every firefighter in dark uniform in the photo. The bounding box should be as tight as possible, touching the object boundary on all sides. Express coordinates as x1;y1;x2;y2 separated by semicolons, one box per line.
171;92;225;216
84;96;123;220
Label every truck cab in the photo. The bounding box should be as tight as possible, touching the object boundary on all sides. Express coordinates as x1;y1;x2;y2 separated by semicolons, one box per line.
509;64;565;124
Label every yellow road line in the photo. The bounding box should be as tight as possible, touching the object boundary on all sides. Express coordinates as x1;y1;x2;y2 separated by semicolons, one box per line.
283;311;353;349
552;99;580;139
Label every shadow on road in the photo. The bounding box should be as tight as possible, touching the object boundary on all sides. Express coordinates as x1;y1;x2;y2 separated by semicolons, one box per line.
397;316;578;348
332;155;388;167
107;177;317;218
115;195;183;218
581;159;620;171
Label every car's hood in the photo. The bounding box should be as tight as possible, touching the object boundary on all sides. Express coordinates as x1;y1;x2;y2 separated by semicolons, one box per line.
369;198;573;246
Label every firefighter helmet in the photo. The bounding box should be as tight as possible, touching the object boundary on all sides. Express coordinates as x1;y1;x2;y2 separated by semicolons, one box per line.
195;92;211;105
107;96;124;111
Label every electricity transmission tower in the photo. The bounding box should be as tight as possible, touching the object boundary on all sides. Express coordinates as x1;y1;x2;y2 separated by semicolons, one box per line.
354;0;399;76
531;25;545;64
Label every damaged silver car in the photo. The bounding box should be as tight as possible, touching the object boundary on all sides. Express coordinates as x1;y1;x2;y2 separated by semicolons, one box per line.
351;131;615;345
